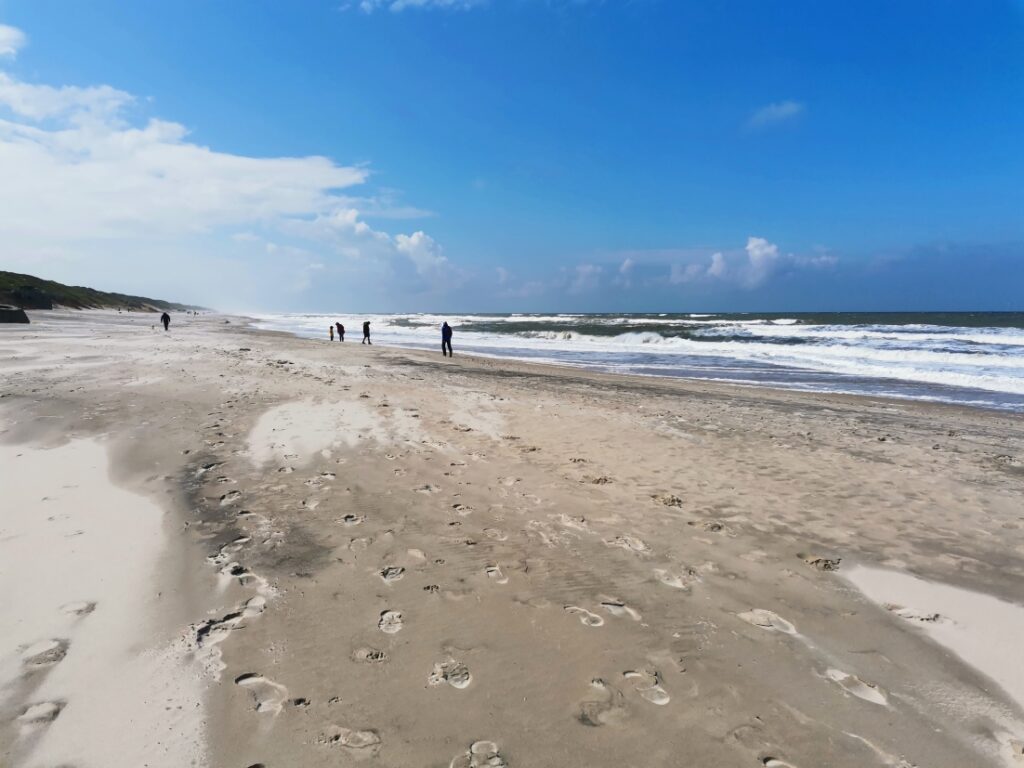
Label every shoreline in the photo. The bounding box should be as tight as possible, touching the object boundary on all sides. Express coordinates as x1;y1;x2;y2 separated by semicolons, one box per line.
2;309;1023;767
251;310;1024;414
251;318;1023;426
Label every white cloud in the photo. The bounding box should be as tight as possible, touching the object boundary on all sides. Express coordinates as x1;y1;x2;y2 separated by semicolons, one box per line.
748;100;804;129
0;24;26;58
0;73;131;120
395;230;451;282
355;0;486;12
743;236;779;286
664;238;833;290
0;54;455;306
706;251;727;279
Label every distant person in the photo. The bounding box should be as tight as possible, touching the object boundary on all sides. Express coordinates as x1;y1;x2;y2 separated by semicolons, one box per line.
336;322;344;341
442;321;453;357
362;321;371;345
329;325;334;341
161;312;170;331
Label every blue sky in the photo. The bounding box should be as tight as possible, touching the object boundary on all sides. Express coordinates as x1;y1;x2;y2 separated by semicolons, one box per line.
0;0;1022;311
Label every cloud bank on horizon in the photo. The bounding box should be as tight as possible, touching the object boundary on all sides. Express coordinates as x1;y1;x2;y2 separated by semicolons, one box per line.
0;4;1021;312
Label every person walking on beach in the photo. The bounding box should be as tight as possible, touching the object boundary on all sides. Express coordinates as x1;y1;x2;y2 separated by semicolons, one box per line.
329;325;334;341
442;321;453;357
160;312;170;331
362;320;371;344
336;322;344;341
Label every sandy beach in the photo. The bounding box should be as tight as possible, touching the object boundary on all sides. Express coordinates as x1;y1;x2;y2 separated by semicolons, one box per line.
2;309;1023;768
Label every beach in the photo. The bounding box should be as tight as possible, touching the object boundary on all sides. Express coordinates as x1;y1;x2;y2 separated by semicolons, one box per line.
2;309;1023;768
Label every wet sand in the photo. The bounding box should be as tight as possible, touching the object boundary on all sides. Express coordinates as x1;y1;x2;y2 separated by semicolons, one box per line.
1;309;1023;768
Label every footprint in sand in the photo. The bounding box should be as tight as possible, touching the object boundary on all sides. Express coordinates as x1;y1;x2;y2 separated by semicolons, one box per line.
379;566;406;583
485;565;509;584
738;609;797;635
554;513;590;532
322;725;382;755
234;673;289;715
652;493;684;508
17;701;65;727
22;639;68;669
798;553;842;571
60;601;96;616
194;596;266;670
220;490;242;506
564;606;604;627
414;484;440;494
338;514;365;526
218;561;265;589
688;519;726;533
450;740;508;768
352;647;389;664
578;679;626;726
624;670;670;705
600;598;641;621
429;660;472;689
483;527;508;541
378;610;404;634
654;567;701;590
762;759;799;767
825;669;888;705
452;503;474;515
196;461;224;477
604;535;650;554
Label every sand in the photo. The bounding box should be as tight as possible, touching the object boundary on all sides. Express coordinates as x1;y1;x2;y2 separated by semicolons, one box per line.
0;436;208;767
1;309;1023;768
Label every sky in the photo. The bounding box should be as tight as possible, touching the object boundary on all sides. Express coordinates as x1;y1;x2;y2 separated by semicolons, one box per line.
0;0;1022;312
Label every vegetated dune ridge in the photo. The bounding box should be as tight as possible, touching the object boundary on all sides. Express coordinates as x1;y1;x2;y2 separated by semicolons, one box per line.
0;270;204;311
1;309;1023;768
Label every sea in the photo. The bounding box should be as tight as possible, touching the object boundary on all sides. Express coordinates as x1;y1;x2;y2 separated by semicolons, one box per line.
254;312;1024;413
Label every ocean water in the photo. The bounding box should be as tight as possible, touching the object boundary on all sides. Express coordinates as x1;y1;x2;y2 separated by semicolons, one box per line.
254;312;1024;412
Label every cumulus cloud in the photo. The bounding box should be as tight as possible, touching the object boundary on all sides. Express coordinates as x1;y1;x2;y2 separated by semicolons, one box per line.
395;230;449;280
0;24;26;58
0;49;455;306
748;100;804;129
665;238;834;289
707;252;727;279
743;236;779;286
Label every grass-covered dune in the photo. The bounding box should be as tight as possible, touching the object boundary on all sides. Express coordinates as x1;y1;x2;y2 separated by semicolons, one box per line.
0;271;205;312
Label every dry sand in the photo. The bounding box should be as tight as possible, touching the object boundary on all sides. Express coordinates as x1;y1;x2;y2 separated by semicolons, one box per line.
1;309;1023;768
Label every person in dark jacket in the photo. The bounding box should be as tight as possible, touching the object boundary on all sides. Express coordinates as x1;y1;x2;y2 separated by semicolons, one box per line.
362;321;371;344
336;322;344;341
442;321;453;357
160;312;170;331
